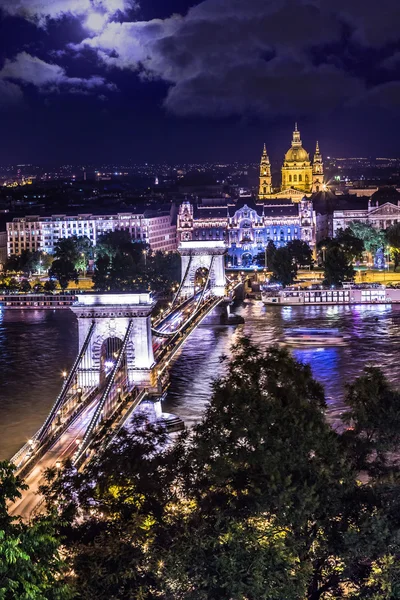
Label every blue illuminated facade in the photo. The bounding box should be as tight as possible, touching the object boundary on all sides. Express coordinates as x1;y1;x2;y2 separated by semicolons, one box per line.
178;199;318;268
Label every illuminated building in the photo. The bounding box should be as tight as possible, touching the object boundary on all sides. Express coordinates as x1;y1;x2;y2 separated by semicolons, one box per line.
177;198;329;267
259;124;325;200
333;188;400;235
7;211;177;257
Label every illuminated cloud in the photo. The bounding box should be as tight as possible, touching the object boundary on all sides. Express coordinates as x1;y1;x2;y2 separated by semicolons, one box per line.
0;0;135;24
0;52;116;93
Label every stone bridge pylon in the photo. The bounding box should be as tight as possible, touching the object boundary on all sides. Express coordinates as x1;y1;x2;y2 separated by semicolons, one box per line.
177;240;226;300
70;293;156;390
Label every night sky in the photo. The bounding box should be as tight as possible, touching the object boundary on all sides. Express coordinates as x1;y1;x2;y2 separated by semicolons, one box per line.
1;0;400;164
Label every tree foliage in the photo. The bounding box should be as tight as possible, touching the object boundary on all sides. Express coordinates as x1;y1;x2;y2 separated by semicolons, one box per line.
0;462;71;600
92;232;180;294
386;223;400;271
323;245;355;286
4;250;53;275
349;222;386;255
287;238;313;267
270;246;297;287
54;236;93;273
36;340;400;599
49;258;79;290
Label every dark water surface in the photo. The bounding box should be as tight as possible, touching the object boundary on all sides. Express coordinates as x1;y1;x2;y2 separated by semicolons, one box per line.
1;302;400;459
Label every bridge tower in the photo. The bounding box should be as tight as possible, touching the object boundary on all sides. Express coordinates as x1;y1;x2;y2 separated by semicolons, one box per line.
70;293;156;390
177;240;226;299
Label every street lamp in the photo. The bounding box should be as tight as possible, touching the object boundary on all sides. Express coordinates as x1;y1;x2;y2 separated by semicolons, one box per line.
321;246;326;264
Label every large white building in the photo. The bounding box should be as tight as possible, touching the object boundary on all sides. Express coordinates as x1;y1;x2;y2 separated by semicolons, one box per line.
332;188;400;236
178;197;330;267
7;211;177;257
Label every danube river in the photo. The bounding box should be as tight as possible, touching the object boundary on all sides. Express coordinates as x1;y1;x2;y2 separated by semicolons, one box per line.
1;301;400;459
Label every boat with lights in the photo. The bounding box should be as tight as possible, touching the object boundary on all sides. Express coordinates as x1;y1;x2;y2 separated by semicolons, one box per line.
261;284;400;306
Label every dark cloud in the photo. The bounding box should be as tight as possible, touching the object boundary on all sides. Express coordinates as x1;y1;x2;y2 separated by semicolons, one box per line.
0;79;23;107
2;0;400;117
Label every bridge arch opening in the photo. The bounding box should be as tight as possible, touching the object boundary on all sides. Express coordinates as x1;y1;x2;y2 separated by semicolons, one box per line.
99;336;126;385
194;266;209;291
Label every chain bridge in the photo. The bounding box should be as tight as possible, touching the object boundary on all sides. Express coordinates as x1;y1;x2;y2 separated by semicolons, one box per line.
10;240;245;519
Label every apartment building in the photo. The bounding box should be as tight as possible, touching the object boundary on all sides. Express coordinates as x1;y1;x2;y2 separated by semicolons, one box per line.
7;211;177;257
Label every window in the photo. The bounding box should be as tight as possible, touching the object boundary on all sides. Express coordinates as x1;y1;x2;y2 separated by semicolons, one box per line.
289;175;292;183
299;174;302;182
294;174;297;182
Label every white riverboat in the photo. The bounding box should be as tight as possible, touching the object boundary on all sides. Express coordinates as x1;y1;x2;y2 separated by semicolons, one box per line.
283;328;346;346
262;284;400;306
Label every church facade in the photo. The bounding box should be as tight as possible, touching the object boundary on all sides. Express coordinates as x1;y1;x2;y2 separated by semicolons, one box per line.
259;124;325;200
176;124;329;268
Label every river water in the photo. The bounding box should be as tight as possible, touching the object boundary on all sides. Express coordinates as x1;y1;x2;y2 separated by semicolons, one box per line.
1;301;400;459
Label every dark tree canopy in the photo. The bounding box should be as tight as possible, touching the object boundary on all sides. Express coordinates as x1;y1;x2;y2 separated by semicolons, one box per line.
49;258;79;290
323;245;355;286
287;238;313;267
386;223;400;271
92;233;180;294
270;246;297;287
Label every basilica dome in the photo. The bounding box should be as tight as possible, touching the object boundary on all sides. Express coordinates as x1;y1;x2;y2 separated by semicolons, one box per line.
284;146;309;163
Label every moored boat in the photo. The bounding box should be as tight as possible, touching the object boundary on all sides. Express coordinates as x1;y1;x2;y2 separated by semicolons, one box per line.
261;284;400;306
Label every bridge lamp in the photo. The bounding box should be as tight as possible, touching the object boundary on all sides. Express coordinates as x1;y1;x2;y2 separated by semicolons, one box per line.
62;371;67;379
55;460;61;471
28;439;34;446
76;439;81;446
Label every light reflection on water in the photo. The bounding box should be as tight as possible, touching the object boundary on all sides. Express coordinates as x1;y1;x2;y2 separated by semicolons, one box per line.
1;302;400;459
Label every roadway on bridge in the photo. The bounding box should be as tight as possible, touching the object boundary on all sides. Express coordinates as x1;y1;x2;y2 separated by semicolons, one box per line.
10;398;99;520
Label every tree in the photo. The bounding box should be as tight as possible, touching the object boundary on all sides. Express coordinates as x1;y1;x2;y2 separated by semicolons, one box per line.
323;246;355;286
49;259;78;291
349;222;386;256
265;240;276;270
40;341;400;600
4;251;52;276
44;279;57;293
287;239;313;268
270;246;297;286
0;461;71;599
92;254;110;291
54;236;93;273
19;279;31;293
343;366;400;471
386;223;400;271
335;228;365;262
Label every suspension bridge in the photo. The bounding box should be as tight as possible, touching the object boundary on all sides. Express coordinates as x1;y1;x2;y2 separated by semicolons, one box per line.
10;240;245;519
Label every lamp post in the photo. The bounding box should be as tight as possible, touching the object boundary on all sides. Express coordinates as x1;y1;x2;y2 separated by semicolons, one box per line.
321;246;326;264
